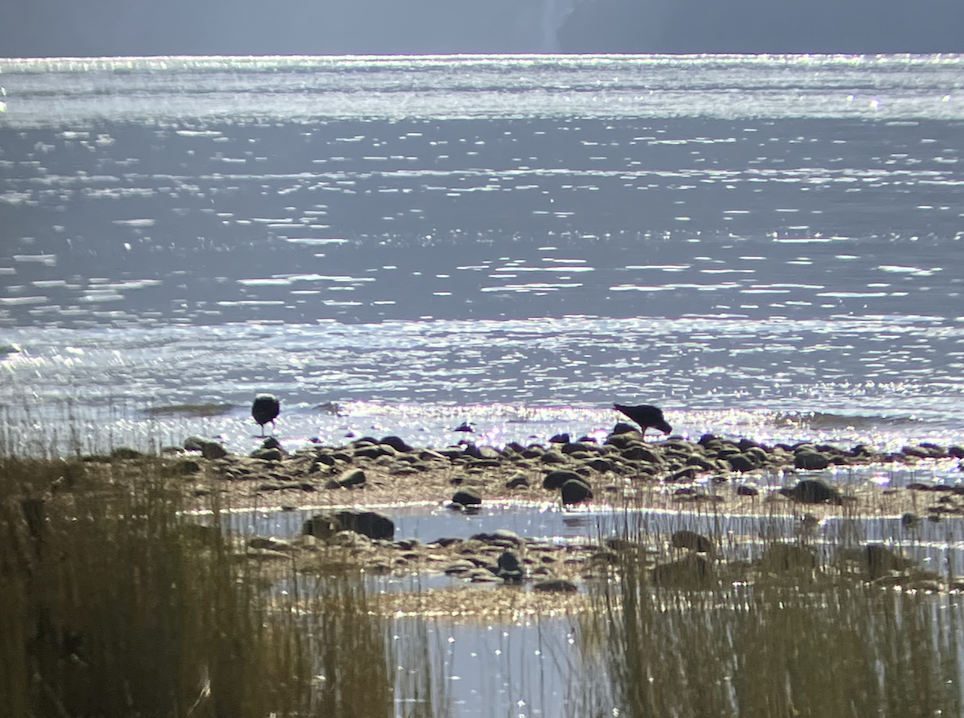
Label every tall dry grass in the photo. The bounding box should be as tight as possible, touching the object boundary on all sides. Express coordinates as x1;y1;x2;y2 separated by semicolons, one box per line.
0;454;414;718
577;516;964;718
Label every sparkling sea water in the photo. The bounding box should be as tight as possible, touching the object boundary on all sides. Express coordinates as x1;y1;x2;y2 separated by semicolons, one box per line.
2;54;964;455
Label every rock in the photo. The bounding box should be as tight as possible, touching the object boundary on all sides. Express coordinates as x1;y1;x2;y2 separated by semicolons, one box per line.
444;559;477;575
176;459;201;475
328;468;366;489
562;441;596;455
477;446;502;460
251;448;283;461
311;453;337;469
736;484;759;497
260;436;284;451
543;470;582;490
247;536;295;552
351;437;380;447
652;554;712;588
901;512;921;529
183;436;207;451
864;544;913;580
949;445;964;459
259;481;313;492
505;474;530;489
780;479;843;505
587;458;615;472
533;579;579;593
605;433;643;450
471;529;523;546
794;451;831;470
380;435;413;453
110;447;144;460
354;445;391;459
620;445;661;463
469;570;502;583
667;467;698;482
388;463;419;475
200;441;228;460
760;543;816;572
303;510;395;541
549;433;571;444
610;422;638;435
726;453;757;472
561;478;593;506
671;530;713;553
684;455;718;472
452;488;482;507
540;451;569;465
432;537;464;548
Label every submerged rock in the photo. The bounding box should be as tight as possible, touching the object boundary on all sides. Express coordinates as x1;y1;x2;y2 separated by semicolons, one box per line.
779;479;843;505
470;529;523;547
863;543;914;580
760;543;817;572
533;579;578;593
652;554;713;589
303;509;395;541
671;530;714;554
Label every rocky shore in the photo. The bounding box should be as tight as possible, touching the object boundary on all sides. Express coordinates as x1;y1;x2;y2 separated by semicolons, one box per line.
98;422;962;599
163;422;964;515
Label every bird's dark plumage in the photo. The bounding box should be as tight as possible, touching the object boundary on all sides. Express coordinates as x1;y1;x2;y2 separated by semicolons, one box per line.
613;403;672;437
252;394;280;436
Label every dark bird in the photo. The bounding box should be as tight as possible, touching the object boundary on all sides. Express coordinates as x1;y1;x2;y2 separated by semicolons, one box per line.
613;403;672;438
251;394;280;436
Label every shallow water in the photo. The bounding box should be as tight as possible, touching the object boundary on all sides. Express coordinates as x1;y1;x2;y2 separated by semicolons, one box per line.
3;57;964;456
3;59;964;457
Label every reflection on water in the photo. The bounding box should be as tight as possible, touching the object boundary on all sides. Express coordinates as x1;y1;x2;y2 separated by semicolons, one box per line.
4;57;964;454
5;55;964;717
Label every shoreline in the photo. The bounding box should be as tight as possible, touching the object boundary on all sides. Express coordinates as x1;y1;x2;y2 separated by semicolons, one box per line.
8;425;964;613
160;427;964;516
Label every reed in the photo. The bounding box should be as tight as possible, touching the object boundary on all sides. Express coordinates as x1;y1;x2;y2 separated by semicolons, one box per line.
578;509;964;718
0;454;406;718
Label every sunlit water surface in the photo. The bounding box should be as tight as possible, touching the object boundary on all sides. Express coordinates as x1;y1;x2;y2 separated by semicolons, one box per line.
4;55;964;716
